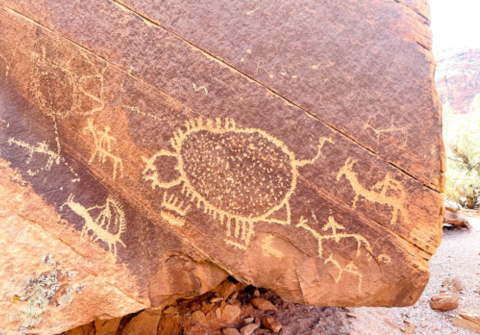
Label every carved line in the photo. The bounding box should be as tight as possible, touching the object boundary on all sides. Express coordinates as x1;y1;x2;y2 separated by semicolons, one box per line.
84;119;124;180
364;116;411;148
325;254;363;292
62;194;126;256
192;83;208;95
7;137;80;181
0;43;17;82
337;158;408;225
296;215;372;258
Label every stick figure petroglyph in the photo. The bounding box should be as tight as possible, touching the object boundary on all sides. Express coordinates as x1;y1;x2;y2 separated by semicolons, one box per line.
84;119;124;179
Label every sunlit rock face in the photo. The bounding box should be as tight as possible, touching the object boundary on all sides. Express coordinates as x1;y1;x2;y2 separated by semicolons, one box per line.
436;48;480;113
0;0;444;333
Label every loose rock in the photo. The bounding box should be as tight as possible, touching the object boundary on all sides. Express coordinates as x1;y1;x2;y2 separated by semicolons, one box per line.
442;277;465;293
94;318;122;335
192;310;208;326
262;317;282;333
240;323;259;335
222;328;241;335
251;298;276;311
429;294;459;311
157;317;183;335
63;324;95;335
221;304;242;323
452;309;480;333
214;280;238;299
406;322;416;334
163;307;179;315
443;209;470;229
121;310;161;335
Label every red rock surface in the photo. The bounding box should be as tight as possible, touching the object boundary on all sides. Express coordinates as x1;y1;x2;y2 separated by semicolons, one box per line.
429;294;459;311
60;278;354;335
435;48;480;113
0;0;443;333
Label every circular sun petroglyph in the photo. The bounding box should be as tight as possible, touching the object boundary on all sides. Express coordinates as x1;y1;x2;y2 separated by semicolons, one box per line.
30;44;105;121
33;66;76;118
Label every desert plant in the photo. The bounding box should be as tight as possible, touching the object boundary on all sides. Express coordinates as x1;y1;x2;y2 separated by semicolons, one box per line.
443;103;480;208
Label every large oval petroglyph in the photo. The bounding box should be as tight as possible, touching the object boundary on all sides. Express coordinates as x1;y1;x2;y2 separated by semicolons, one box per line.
142;118;333;248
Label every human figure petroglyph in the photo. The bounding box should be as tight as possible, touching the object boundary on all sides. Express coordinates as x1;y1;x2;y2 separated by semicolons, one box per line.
84;119;124;179
142;117;333;249
337;157;408;225
62;194;126;256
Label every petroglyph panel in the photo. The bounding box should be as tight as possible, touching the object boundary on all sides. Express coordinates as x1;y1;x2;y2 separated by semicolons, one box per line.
110;0;444;192
0;0;442;257
0;3;444;332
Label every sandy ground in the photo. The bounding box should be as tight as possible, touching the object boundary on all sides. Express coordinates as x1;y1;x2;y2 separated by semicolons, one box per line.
350;215;480;335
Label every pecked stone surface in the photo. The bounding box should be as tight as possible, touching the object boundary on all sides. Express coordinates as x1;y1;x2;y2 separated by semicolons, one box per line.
0;0;443;333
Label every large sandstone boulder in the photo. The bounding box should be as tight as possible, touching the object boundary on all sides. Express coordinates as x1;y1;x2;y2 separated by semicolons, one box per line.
0;0;444;333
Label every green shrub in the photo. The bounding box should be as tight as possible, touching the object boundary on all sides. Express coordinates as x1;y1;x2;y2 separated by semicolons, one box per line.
443;102;480;208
